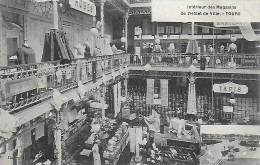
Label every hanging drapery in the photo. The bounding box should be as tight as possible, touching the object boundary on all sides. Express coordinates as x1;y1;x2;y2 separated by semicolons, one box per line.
185;40;199;54
0;109;17;139
129;128;136;153
187;76;197;115
35;122;45;141
160;79;168;106
239;22;260;41
146;79;154;105
41;29;74;64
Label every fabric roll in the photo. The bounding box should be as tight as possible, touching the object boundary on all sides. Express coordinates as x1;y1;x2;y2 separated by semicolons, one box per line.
41;29;74;63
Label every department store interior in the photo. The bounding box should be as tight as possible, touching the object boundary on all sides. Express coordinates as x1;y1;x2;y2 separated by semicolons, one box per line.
0;0;260;165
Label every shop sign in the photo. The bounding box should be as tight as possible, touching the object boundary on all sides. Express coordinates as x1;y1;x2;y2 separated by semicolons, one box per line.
213;82;248;94
214;22;248;27
223;106;233;113
244;58;257;66
69;0;96;16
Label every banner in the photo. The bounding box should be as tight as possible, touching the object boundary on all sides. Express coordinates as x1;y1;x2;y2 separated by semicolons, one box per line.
69;0;96;16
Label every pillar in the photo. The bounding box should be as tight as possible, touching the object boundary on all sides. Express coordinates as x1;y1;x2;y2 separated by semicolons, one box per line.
99;0;106;37
53;0;59;29
191;22;194;39
125;12;129;53
160;79;168;107
101;84;106;119
124;78;128;98
54;112;61;165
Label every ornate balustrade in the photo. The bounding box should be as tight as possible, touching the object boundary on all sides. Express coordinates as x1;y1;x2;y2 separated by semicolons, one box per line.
0;52;259;113
0;54;129;112
129;53;260;69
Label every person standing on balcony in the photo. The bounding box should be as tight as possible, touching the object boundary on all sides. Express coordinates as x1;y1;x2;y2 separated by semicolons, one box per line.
17;40;36;64
153;43;162;53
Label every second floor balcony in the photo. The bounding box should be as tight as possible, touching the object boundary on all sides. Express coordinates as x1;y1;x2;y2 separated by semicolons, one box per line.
1;52;260;114
128;53;260;70
0;54;129;113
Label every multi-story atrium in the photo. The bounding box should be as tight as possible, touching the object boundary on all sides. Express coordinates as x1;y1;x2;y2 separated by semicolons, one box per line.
0;0;260;165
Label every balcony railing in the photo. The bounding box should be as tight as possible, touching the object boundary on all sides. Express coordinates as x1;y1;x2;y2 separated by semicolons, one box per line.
1;52;259;113
0;54;129;112
129;53;260;69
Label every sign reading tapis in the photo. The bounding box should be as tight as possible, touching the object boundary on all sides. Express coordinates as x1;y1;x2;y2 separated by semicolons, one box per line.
213;82;248;94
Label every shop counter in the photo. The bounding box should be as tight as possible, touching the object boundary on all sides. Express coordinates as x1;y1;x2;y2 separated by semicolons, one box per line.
103;125;129;165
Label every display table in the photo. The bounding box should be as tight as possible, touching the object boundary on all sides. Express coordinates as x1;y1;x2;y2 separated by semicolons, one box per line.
103;124;129;165
80;149;92;157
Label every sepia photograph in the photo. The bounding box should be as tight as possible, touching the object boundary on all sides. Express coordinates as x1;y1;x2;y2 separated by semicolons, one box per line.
0;0;260;165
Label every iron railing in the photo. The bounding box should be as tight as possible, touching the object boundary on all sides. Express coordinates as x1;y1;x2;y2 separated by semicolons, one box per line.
129;53;260;69
0;54;129;112
1;52;259;112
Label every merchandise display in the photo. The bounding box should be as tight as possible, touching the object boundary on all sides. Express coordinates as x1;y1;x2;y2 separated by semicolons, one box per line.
1;1;260;165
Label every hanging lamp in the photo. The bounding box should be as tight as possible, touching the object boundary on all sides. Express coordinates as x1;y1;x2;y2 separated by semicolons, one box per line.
90;16;98;36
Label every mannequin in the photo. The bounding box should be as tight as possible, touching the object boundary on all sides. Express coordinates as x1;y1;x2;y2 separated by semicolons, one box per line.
93;46;102;56
83;40;91;59
153;43;162;53
111;44;117;54
17;40;36;64
168;43;175;53
73;42;85;59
